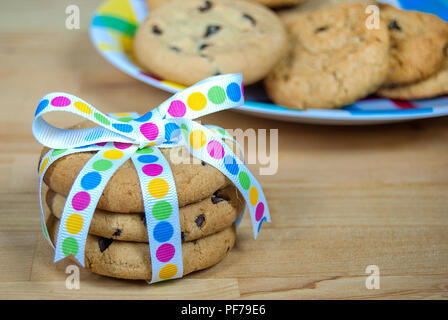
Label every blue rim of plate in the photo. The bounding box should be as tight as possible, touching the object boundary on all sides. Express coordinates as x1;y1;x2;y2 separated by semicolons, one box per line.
89;0;448;123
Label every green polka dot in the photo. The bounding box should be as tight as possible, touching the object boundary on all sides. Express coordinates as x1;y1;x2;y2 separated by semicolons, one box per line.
180;124;189;141
152;201;172;220
92;159;113;171
41;220;48;238
136;147;154;154
217;128;230;137
238;171;250;190
118;117;133;122
62;237;79;256
94;113;110;125
52;149;67;156
208;86;226;104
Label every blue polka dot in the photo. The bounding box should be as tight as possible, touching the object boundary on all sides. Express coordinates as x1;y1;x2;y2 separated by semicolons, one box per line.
112;123;133;133
134;112;152;122
35;99;49;116
224;155;239;175
81;171;102;190
153;221;173;243
226;83;241;102
75;145;90;149
257;217;267;233
138;155;158;163
165;122;180;143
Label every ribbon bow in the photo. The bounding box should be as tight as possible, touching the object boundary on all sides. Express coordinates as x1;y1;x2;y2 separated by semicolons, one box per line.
33;74;270;283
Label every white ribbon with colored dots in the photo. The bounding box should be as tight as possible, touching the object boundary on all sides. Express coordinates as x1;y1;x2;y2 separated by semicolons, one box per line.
33;74;271;283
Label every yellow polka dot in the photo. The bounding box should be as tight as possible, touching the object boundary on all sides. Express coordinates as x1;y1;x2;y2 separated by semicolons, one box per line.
148;178;169;199
249;186;258;206
66;214;83;235
103;149;124;160
114;113;131;117
187;92;207;111
145;142;156;147
39;157;49;176
189;130;206;149
74;101;92;114
159;264;178;279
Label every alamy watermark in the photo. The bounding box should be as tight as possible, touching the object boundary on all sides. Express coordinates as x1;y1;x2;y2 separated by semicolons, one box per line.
65;5;80;30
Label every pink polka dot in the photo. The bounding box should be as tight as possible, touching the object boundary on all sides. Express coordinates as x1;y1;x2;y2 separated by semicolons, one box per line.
156;243;175;262
140;123;159;141
207;140;224;159
241;83;244;98
72;191;90;211
51;96;71;107
255;202;264;221
113;142;132;149
167;100;186;117
96;142;107;146
142;164;163;176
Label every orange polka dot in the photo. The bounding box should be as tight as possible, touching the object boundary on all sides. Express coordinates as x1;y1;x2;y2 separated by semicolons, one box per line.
249;186;258;206
187;92;207;111
148;178;169;199
66;214;83;234
39;157;49;176
159;264;178;279
189;130;206;149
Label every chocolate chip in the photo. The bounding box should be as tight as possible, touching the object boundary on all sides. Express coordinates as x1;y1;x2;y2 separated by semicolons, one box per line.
195;214;205;228
201;160;208;166
214;71;221;76
199;43;209;50
199;0;212;12
242;13;256;25
152;25;162;35
181;232;186;241
140;213;146;225
211;196;225;204
112;229;122;237
388;20;401;31
315;26;328;33
98;237;113;253
170;46;181;52
204;25;221;38
211;190;229;204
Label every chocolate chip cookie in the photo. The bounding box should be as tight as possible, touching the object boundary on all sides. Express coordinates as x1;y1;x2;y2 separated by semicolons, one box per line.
47;214;236;280
147;0;307;10
47;185;244;242
378;57;448;100
380;4;448;86
264;4;389;109
134;0;287;85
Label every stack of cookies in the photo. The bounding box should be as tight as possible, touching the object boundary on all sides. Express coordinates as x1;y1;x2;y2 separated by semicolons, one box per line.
135;0;448;109
42;122;244;280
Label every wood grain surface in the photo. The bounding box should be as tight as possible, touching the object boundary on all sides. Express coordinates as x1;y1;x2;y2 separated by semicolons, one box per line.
0;0;447;299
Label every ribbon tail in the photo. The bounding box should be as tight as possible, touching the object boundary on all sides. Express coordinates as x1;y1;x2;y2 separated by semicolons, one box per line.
174;118;270;239
53;143;137;266
38;145;108;248
131;146;183;283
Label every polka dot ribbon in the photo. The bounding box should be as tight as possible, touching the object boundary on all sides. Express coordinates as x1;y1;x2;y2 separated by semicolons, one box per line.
33;73;270;283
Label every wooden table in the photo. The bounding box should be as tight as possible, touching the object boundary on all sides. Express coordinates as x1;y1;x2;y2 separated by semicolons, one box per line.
1;0;447;299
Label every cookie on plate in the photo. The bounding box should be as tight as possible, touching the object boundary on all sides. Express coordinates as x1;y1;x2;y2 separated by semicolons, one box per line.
147;0;307;10
380;4;448;87
278;0;377;26
47;214;236;280
41;121;242;213
264;4;389;109
46;185;244;242
378;57;448;100
134;0;287;86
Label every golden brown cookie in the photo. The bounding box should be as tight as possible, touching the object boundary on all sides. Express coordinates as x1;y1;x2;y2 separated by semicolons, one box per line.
47;214;236;280
46;185;244;242
380;4;448;86
378;57;448;100
278;0;377;26
134;0;287;85
147;0;307;10
41;121;242;213
264;4;389;109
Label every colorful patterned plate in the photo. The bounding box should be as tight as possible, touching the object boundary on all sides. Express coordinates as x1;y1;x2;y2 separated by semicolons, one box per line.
90;0;448;125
